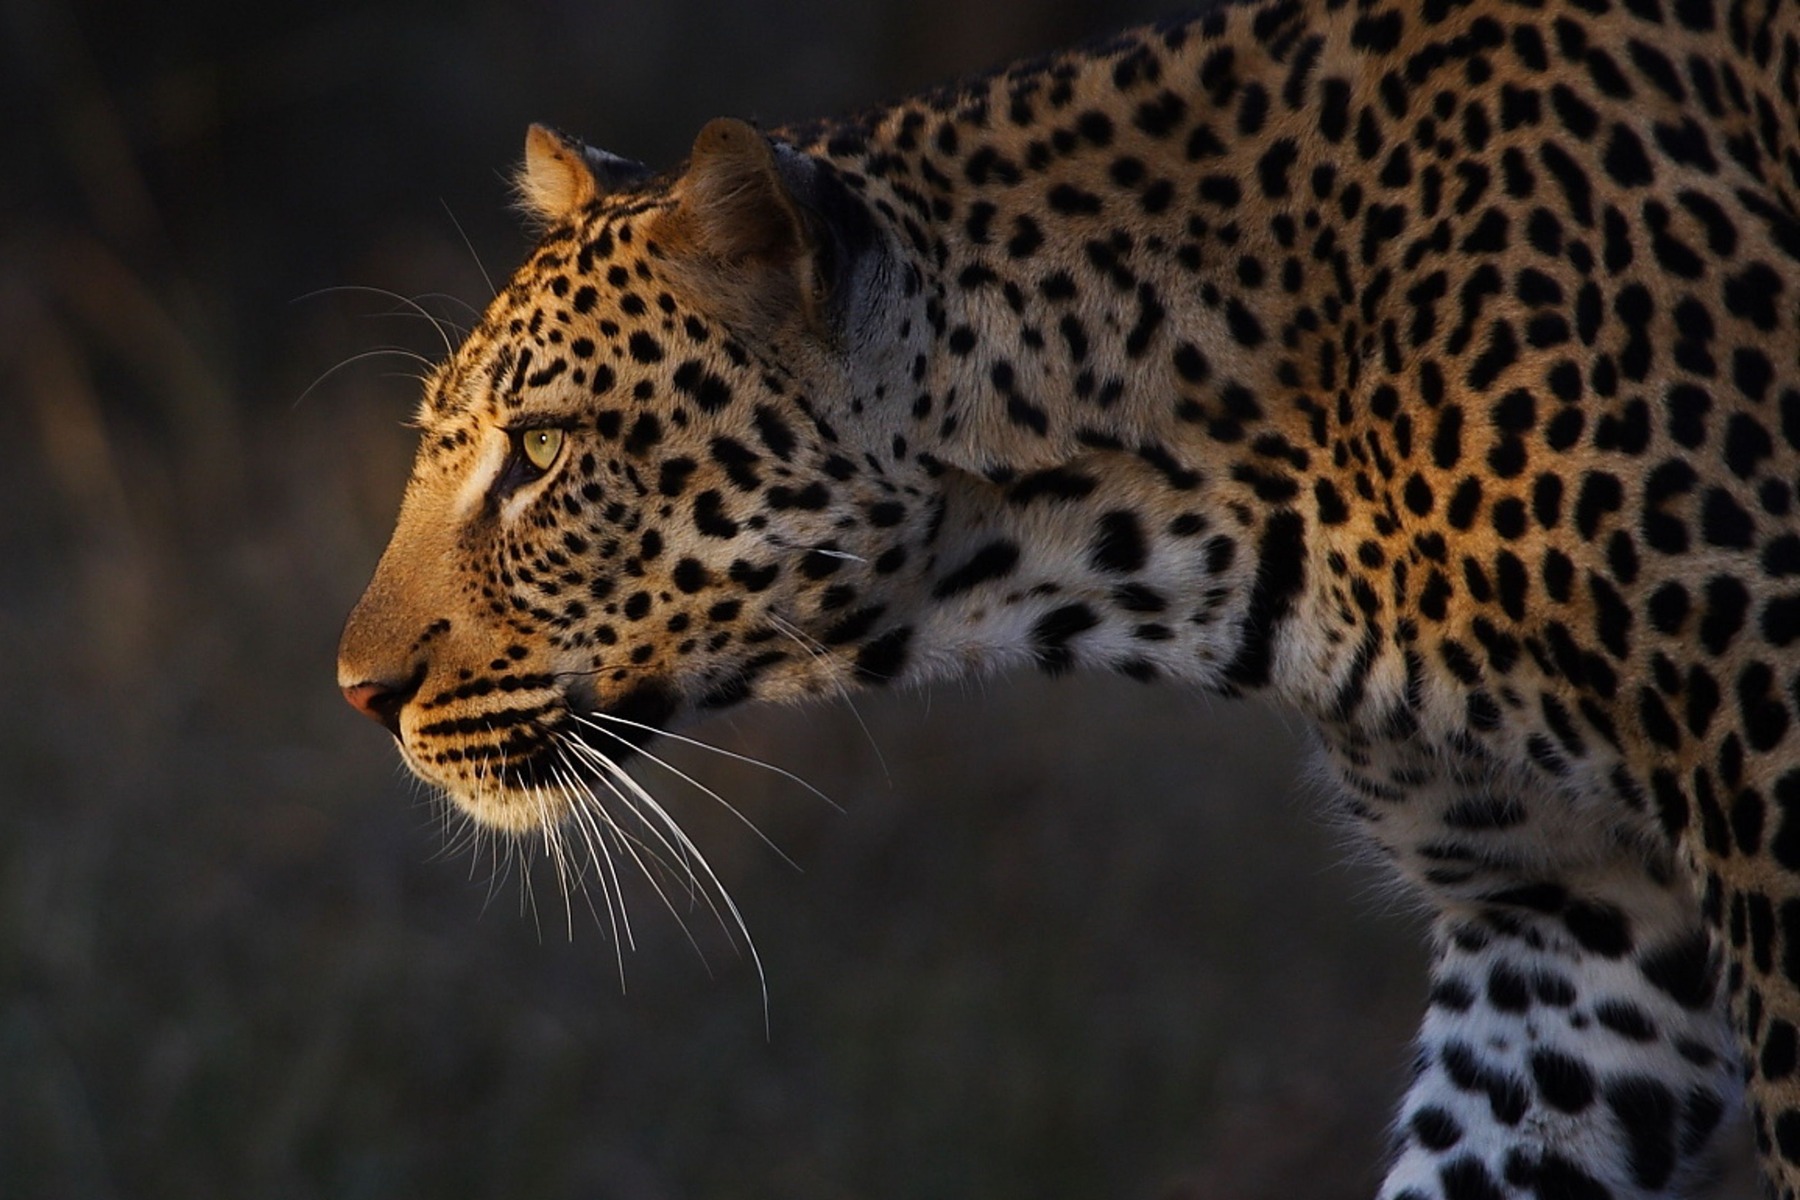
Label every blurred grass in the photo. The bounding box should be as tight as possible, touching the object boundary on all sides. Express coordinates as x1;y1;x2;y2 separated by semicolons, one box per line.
0;0;1456;1196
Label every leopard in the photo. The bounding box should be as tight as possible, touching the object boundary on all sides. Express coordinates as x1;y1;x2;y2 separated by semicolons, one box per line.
336;0;1800;1192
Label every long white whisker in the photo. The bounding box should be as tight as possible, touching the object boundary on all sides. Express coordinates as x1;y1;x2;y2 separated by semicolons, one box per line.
574;717;798;870
578;710;841;813
440;199;498;298
768;614;892;788
534;776;577;941
468;752;514;914
550;754;629;984
555;744;638;936
493;737;544;939
413;290;481;320
295;282;458;357
292;345;435;409
562;735;704;901
565;736;768;1030
559;740;721;975
763;535;868;563
574;746;748;938
563;768;733;1006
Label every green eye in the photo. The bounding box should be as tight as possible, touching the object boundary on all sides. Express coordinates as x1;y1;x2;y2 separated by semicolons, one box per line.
520;427;565;472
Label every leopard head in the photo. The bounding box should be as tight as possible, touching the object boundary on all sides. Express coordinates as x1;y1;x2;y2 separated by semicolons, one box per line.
337;121;935;831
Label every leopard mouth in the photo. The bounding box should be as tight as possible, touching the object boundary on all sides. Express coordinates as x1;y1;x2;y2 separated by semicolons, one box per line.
397;679;682;831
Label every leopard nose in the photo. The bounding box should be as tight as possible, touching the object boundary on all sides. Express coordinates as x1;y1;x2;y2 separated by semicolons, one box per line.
341;675;418;738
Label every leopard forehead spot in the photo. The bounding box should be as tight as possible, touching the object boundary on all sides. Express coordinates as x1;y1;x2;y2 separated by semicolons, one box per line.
340;0;1800;1192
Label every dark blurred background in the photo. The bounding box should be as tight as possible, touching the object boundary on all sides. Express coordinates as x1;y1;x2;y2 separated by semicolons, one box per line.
0;1;1445;1196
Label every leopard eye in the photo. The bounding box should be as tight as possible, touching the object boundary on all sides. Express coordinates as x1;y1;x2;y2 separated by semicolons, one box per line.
519;427;565;473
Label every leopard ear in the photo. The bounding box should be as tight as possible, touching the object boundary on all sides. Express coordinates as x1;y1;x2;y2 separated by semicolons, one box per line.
673;118;809;266
661;117;880;337
516;125;650;224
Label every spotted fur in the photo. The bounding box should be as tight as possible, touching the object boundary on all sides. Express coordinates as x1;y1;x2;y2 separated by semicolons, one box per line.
339;0;1800;1192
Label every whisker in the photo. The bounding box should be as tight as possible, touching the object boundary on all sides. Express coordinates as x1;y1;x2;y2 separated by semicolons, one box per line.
768;613;892;788
561;742;705;893
292;346;436;410
433;802;481;865
558;740;721;976
491;737;545;940
534;776;578;941
412;290;481;321
556;743;642;921
562;734;769;1029
467;753;516;914
763;535;868;564
551;754;628;980
295;282;459;357
563;749;749;944
578;710;841;813
561;734;705;900
574;715;799;870
440;199;498;298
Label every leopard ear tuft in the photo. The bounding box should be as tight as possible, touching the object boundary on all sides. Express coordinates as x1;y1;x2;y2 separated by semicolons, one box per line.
516;125;650;225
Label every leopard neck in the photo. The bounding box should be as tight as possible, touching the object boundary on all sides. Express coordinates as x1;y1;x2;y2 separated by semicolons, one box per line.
778;0;1372;704
801;0;1354;486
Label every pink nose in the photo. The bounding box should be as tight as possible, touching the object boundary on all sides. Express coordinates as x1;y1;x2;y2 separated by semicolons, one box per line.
341;679;410;737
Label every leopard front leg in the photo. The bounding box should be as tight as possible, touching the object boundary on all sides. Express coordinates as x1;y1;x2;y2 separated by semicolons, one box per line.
1381;899;1741;1199
1321;732;1745;1197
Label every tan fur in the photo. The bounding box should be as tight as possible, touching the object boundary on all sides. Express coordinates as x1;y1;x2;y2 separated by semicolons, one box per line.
516;124;599;225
